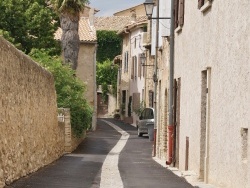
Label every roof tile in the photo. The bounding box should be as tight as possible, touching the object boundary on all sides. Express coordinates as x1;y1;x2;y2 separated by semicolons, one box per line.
94;16;147;31
54;17;97;42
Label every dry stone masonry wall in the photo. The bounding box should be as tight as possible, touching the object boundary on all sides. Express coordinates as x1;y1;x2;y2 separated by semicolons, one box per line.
0;37;65;187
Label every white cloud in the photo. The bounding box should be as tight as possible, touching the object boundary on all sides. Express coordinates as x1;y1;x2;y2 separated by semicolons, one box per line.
89;0;144;16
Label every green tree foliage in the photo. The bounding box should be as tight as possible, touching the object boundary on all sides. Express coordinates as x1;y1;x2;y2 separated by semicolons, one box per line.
97;30;122;62
96;59;118;101
0;0;60;55
29;49;93;137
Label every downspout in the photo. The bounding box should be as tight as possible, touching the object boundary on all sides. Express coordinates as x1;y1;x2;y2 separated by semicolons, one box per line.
153;0;160;157
166;0;175;165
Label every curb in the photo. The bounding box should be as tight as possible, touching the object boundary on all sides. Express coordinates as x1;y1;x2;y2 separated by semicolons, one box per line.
152;157;217;188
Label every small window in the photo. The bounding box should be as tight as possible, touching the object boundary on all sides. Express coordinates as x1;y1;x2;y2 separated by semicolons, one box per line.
241;128;248;163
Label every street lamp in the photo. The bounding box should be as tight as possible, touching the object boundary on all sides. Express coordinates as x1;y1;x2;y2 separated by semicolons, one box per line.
143;0;171;20
140;53;154;67
143;0;155;18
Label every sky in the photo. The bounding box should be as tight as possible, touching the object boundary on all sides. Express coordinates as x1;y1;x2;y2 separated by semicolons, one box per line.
89;0;145;16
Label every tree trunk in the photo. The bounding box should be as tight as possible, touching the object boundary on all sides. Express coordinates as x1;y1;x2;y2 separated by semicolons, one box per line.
60;13;79;70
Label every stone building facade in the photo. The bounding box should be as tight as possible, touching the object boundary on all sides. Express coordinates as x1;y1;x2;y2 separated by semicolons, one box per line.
0;37;65;187
147;0;172;160
174;1;249;187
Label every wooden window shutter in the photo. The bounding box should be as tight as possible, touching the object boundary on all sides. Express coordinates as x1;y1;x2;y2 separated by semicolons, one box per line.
138;55;141;79
198;0;204;9
178;0;185;27
126;52;129;72
131;57;134;79
135;56;137;80
174;0;179;29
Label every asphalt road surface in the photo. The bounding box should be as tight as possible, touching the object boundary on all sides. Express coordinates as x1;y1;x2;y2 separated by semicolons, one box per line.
7;118;194;188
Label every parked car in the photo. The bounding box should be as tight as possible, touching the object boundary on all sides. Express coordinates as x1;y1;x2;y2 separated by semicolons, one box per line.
137;107;154;140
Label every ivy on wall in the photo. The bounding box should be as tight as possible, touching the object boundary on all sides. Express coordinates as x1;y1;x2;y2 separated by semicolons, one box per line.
96;30;122;62
96;30;121;101
96;59;118;101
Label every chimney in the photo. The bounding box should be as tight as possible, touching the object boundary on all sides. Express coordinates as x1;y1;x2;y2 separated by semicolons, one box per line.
131;10;136;23
89;8;94;26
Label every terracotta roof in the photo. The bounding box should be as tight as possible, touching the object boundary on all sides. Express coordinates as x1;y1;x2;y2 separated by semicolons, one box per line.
54;17;97;43
113;3;143;15
94;16;147;31
117;16;148;34
94;16;130;31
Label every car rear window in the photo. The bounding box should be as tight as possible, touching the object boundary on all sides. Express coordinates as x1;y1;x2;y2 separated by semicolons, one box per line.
144;108;154;119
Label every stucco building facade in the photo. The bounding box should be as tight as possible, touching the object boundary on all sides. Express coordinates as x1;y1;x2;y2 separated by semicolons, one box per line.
117;15;149;125
173;1;249;187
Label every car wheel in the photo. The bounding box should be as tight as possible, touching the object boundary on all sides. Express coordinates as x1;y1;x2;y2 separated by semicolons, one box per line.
137;128;143;137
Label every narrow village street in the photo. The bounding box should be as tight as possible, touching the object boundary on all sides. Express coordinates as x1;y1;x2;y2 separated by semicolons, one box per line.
7;119;194;188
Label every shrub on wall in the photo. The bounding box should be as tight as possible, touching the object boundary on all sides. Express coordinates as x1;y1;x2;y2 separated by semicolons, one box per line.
97;30;122;62
29;49;93;137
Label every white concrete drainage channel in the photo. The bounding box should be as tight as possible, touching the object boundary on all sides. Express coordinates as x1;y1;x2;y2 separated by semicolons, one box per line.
100;120;130;188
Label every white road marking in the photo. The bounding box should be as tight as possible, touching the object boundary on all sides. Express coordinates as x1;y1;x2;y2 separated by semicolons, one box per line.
100;120;130;188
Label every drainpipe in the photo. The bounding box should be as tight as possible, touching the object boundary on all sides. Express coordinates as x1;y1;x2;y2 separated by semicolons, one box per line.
166;0;175;165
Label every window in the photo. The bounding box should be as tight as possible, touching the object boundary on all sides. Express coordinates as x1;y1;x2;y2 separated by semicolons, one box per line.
124;51;128;73
241;128;248;163
134;38;137;49
131;56;137;80
198;0;212;12
122;90;126;115
174;0;185;30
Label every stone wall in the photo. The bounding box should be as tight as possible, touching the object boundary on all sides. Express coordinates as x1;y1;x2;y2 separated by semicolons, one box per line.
58;108;86;153
0;37;65;187
155;37;170;161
